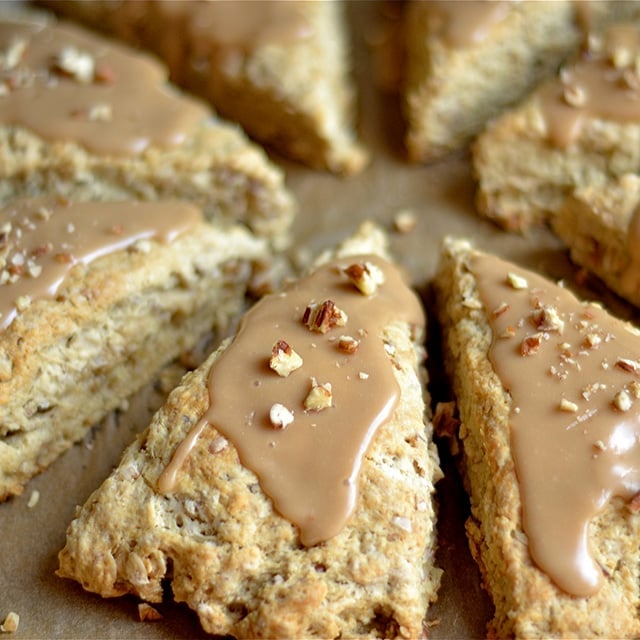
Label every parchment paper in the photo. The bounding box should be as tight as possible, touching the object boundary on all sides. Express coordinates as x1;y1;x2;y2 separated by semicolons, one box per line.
2;3;638;638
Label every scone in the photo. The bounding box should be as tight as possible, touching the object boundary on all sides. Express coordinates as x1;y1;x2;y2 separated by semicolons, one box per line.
0;196;269;501
473;20;640;232
0;13;294;247
434;237;640;638
404;0;579;163
57;222;442;639
552;174;640;309
39;0;368;175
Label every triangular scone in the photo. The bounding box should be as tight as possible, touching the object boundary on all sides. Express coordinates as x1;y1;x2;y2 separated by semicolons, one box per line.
473;20;640;232
40;0;368;175
404;0;579;163
57;222;442;639
0;197;269;501
434;237;640;638
552;175;640;309
0;13;294;248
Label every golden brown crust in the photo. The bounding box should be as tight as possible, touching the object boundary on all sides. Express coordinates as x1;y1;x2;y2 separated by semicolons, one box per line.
433;237;640;638
40;0;368;175
552;176;640;308
0;221;268;500
57;223;442;639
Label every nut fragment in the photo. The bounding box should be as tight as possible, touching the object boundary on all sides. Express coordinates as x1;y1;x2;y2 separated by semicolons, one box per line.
337;335;359;354
559;398;579;413
613;389;633;412
269;403;294;429
52;46;96;83
506;271;528;290
269;340;303;377
304;378;333;412
302;299;347;333
520;332;546;356
628;492;640;513
343;261;385;296
138;603;163;622
615;357;640;374
563;84;587;108
531;304;564;333
393;210;417;234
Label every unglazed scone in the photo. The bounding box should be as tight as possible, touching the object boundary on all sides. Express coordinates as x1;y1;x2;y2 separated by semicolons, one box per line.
0;13;294;248
404;0;579;163
39;0;368;175
57;222;442;639
434;237;640;638
0;197;268;501
553;174;640;309
473;21;640;232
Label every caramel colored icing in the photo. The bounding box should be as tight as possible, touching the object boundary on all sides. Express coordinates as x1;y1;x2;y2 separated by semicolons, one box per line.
427;0;512;48
473;253;640;597
184;1;313;50
158;255;424;546
0;18;208;156
540;25;640;148
0;198;202;330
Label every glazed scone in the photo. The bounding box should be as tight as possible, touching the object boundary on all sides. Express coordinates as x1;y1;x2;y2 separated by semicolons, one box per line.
434;237;640;638
473;20;640;232
40;0;368;175
0;13;294;248
553;174;640;309
404;0;579;163
57;222;442;639
0;197;269;501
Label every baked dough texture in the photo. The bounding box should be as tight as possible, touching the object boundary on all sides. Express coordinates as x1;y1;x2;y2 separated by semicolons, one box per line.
433;237;640;638
553;175;640;309
404;0;578;163
0;210;269;501
57;222;442;639
472;11;640;233
0;11;295;249
40;0;368;175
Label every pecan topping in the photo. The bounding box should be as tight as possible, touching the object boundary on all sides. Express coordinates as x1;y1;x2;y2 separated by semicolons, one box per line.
269;340;303;377
506;271;528;290
51;46;96;83
628;492;640;513
613;389;633;412
344;261;385;296
337;335;359;354
531;304;564;333
269;403;294;429
304;379;333;412
520;332;546;356
302;299;347;334
615;357;640;374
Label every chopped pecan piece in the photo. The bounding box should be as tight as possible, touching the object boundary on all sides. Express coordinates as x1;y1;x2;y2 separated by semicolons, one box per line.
343;261;385;296
269;340;303;377
613;389;633;412
506;271;528;290
531;304;564;333
304;379;333;411
337;335;359;354
302;299;347;334
520;332;546;356
269;403;294;429
138;603;163;622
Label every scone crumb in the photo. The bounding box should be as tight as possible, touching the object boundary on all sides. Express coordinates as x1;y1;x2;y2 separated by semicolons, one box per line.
0;612;19;633
393;209;417;234
304;378;333;412
337;335;359;354
343;261;385;296
506;271;528;290
269;403;294;429
138;603;163;622
303;299;347;333
27;489;40;508
433;401;459;438
14;295;31;311
269;340;303;377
